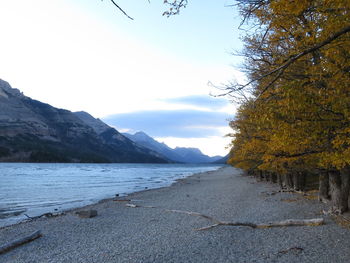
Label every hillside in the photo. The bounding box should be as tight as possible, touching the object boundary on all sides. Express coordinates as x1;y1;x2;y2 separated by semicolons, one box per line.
0;79;168;163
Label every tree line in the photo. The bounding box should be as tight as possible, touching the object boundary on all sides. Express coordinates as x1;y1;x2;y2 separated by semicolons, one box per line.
227;0;350;213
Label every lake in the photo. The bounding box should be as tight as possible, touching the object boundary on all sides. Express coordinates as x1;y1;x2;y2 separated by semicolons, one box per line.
0;163;223;227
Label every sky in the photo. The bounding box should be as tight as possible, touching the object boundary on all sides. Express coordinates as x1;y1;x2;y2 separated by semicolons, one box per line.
0;0;244;156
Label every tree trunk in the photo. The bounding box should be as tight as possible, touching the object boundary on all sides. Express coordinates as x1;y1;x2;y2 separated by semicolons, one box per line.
292;173;299;191
277;174;283;188
329;169;350;213
259;170;263;181
271;173;277;184
285;173;294;189
319;170;330;202
329;170;342;212
340;167;350;212
300;172;306;191
293;172;306;191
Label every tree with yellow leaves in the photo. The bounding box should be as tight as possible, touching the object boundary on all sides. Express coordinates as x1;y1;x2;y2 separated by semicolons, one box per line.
228;0;350;213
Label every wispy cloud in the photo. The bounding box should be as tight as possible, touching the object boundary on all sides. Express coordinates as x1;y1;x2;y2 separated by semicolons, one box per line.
103;109;231;138
160;95;230;111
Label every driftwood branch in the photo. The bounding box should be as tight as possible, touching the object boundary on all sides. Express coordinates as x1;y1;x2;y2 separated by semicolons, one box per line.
166;209;324;231
278;246;303;255
122;204;324;231
0;230;42;254
24;212;65;221
126;203;156;208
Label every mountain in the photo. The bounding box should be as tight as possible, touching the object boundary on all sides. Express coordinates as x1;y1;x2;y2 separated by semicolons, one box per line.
123;131;224;163
73;111;169;162
212;154;229;164
173;147;222;163
0;79;168;163
74;111;110;135
123;131;183;162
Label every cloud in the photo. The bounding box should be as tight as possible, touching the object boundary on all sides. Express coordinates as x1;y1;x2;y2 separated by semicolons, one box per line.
160;95;230;111
103;109;231;138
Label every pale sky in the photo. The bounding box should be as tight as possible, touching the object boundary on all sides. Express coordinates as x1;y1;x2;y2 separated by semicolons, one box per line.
0;0;244;156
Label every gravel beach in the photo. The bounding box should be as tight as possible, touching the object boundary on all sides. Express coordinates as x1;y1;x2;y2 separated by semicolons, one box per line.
1;166;350;263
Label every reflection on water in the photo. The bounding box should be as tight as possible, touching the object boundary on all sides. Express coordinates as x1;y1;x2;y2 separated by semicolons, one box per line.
0;163;223;227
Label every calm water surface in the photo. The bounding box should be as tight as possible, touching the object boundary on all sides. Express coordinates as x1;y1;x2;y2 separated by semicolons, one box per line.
0;163;223;227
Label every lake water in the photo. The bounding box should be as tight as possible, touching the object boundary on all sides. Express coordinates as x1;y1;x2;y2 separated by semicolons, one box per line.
0;163;223;227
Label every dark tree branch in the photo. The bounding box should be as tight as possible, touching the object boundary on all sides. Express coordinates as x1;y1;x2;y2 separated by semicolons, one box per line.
255;25;350;96
108;0;134;20
225;24;350;99
274;150;323;158
163;0;188;17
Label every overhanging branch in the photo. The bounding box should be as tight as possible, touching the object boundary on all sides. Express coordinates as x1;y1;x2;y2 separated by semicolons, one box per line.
228;25;350;99
108;0;134;20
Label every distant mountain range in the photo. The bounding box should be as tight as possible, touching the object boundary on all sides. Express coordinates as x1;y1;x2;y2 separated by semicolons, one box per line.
0;79;168;163
123;131;226;163
212;154;229;164
0;79;228;164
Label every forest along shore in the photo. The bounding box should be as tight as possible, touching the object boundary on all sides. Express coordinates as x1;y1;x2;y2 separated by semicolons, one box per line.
1;166;350;263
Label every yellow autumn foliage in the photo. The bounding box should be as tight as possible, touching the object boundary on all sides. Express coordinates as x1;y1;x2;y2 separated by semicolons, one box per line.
229;0;350;174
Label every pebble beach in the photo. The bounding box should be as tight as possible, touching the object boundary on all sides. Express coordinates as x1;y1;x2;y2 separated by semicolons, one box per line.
1;166;350;263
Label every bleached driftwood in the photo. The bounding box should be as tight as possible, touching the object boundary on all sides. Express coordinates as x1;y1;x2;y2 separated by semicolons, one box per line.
24;212;65;221
125;203;156;208
0;230;42;254
121;204;324;231
166;209;324;231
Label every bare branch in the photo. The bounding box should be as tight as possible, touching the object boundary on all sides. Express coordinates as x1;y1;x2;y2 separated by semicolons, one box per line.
254;25;350;96
163;0;188;17
107;0;134;20
224;24;350;100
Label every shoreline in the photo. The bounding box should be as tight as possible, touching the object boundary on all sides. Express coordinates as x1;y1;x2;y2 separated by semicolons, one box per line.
1;166;350;262
0;165;227;230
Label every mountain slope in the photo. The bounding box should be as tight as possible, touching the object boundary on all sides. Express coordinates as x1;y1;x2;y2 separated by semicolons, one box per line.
123;131;184;162
0;79;168;163
123;131;224;163
173;147;222;163
74;112;170;162
74;111;110;134
212;154;229;164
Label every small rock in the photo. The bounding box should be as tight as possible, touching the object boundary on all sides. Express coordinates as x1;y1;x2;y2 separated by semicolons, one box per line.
75;209;98;218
